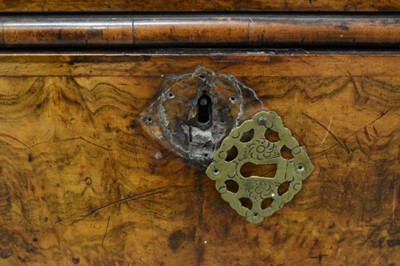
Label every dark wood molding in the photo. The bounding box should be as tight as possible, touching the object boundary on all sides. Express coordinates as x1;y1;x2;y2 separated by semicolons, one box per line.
0;14;399;48
0;0;399;12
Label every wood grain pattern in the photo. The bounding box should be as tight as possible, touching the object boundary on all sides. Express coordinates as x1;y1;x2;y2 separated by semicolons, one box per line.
0;0;399;12
0;52;399;265
1;15;400;48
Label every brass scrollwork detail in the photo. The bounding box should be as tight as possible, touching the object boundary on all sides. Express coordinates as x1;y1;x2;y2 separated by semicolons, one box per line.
206;111;314;224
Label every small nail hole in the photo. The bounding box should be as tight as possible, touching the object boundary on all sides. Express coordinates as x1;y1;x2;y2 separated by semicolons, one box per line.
143;117;153;125
229;96;236;103
297;165;305;172
258;116;267;126
84;177;92;185
213;169;220;175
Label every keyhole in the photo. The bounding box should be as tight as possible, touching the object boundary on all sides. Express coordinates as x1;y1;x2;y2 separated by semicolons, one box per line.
197;94;212;124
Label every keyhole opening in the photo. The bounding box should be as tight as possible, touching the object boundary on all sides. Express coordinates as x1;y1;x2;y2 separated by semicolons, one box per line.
197;94;212;124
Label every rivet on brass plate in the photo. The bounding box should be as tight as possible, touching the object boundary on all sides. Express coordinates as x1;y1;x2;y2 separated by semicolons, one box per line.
206;111;314;224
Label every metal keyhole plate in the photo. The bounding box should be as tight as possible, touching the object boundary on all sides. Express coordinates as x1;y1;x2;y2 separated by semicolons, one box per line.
206;111;314;224
140;66;263;165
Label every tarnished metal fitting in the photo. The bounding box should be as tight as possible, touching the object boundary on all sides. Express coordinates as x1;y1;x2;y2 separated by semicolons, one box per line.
140;66;263;165
206;111;314;224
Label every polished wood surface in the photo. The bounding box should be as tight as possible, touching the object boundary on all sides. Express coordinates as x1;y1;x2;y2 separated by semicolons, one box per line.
0;0;399;12
1;15;400;48
0;52;399;265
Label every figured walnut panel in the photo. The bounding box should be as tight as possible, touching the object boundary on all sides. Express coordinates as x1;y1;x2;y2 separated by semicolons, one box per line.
0;0;399;12
0;53;399;265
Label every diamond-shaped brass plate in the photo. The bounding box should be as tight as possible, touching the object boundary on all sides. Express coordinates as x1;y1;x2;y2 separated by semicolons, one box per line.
206;111;314;224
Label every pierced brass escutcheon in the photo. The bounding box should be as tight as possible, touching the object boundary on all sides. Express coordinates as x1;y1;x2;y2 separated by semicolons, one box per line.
206;111;314;224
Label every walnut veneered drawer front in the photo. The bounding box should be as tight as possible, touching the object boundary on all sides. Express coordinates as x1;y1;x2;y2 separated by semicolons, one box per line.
1;52;399;265
0;10;399;266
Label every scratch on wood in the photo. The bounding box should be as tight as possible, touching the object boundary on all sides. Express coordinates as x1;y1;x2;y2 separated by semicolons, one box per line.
362;221;391;246
87;187;167;216
0;133;30;149
320;116;333;145
30;136;111;151
355;135;365;154
303;112;348;153
132;135;140;169
340;107;391;141
392;177;399;227
150;209;157;263
363;127;372;142
102;215;111;246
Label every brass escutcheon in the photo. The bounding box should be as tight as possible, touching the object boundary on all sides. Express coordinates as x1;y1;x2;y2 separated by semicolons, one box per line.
206;111;314;224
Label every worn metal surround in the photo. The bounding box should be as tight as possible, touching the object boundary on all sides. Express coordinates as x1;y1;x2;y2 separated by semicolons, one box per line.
206;111;314;224
141;67;313;224
140;66;263;165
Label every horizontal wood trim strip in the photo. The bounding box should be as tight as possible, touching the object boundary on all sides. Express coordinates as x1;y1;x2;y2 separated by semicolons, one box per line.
0;15;399;48
0;0;399;12
0;53;398;77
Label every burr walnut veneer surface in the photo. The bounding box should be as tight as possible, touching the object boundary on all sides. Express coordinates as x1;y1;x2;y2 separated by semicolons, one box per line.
0;52;399;265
